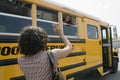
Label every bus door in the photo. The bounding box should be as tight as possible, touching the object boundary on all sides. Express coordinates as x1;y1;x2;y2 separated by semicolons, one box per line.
85;18;102;69
101;26;112;72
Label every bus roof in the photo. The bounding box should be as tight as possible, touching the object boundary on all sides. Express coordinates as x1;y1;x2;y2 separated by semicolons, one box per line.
22;0;109;26
45;0;109;25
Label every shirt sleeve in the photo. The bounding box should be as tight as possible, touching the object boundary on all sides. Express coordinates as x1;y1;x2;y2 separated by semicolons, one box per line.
51;49;60;66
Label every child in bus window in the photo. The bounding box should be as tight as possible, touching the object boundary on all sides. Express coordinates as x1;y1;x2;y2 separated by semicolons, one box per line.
63;15;73;24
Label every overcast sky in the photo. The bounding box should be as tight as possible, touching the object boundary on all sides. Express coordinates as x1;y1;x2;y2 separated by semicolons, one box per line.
50;0;120;36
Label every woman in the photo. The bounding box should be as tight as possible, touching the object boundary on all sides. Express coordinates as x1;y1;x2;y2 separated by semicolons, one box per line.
18;24;72;80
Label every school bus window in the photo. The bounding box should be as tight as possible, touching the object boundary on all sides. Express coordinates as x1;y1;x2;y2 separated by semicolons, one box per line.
87;24;98;39
37;6;58;22
0;0;31;17
102;29;107;40
37;11;42;19
0;0;32;33
0;25;6;32
63;13;76;25
37;6;58;35
63;25;77;37
101;27;108;43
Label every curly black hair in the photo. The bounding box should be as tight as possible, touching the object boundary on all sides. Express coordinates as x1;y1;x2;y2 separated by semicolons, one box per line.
18;26;48;56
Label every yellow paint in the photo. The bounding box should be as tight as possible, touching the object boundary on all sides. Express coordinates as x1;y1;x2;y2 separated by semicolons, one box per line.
0;65;23;80
108;47;112;67
32;4;37;26
97;67;104;76
0;43;21;60
0;0;115;80
59;56;85;67
68;78;74;80
58;12;63;29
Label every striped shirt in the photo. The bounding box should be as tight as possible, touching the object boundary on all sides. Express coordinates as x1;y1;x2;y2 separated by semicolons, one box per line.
18;50;60;80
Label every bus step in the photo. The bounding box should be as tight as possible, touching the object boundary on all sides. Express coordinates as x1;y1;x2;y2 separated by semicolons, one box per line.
103;70;111;75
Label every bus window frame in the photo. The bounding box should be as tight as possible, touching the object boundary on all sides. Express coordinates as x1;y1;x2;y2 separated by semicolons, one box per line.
37;6;58;22
0;0;32;17
62;13;78;39
0;12;32;34
87;24;98;40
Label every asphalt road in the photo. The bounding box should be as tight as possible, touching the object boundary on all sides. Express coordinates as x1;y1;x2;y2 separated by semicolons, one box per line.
102;71;120;80
75;68;120;80
101;54;120;80
100;52;120;80
78;53;120;80
78;70;120;80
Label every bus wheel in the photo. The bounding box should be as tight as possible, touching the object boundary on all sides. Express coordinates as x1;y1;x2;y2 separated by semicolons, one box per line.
111;54;119;73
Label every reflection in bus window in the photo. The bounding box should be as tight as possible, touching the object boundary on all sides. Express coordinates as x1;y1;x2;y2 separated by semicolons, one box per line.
37;6;58;22
87;24;98;39
0;0;31;17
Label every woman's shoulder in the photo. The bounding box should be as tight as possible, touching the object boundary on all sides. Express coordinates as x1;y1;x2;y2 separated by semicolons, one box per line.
50;49;59;53
49;49;60;59
17;55;25;63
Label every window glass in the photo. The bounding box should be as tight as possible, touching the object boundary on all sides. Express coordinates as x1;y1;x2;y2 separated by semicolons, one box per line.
87;24;98;39
102;29;107;40
63;25;77;37
0;25;6;32
37;6;58;22
62;13;77;37
101;27;108;43
0;14;31;33
0;0;32;33
0;0;31;17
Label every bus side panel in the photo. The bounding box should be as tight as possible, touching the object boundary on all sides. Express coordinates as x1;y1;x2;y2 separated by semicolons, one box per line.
0;13;32;80
47;42;86;80
84;18;103;70
0;42;24;80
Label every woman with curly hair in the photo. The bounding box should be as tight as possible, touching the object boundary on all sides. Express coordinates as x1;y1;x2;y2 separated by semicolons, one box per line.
18;24;72;80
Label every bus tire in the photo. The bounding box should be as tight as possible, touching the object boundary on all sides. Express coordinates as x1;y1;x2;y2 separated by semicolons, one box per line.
111;54;119;73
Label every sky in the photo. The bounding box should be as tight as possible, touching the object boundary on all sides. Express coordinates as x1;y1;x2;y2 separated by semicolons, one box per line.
50;0;120;36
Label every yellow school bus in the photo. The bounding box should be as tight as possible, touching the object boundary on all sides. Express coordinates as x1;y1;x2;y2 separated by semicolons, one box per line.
0;0;119;80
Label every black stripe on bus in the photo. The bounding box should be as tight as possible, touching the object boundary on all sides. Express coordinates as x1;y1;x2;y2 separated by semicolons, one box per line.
67;52;86;57
10;76;26;80
0;40;18;43
66;64;102;79
0;38;86;43
0;58;18;66
49;38;86;43
0;52;85;66
60;62;86;71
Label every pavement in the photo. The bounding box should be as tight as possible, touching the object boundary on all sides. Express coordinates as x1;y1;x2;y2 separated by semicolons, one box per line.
95;49;120;80
101;55;120;80
78;50;120;80
94;50;120;80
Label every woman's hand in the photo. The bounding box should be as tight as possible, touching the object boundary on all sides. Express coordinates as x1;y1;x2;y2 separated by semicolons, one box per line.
53;24;63;36
52;24;72;59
